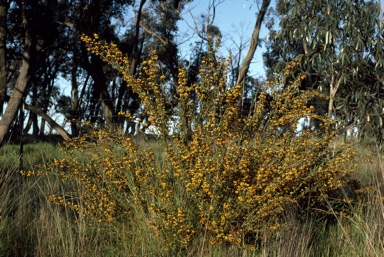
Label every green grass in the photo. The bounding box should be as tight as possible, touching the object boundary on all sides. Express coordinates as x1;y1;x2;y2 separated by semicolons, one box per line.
0;141;62;172
0;139;384;256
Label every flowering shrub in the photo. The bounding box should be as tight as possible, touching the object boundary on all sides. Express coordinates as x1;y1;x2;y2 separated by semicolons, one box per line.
44;34;357;249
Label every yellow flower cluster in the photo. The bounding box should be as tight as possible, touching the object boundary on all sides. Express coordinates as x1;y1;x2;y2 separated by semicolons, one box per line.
43;127;159;223
117;111;132;119
19;170;48;177
80;34;129;72
132;51;171;134
284;56;302;76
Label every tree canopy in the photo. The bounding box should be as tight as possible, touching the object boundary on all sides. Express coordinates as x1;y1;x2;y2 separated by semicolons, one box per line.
0;0;382;145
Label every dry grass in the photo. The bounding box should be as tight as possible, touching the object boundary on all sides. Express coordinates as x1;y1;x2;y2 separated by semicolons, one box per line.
0;140;383;257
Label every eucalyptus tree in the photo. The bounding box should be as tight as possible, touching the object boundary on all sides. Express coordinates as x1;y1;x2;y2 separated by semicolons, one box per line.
264;0;383;140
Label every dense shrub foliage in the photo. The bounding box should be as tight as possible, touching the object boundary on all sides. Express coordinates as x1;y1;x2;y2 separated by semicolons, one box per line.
40;35;358;251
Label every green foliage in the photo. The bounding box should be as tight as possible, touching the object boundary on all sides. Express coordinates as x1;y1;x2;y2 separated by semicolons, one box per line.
265;0;384;143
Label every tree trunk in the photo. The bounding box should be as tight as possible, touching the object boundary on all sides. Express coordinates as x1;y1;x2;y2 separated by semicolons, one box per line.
131;0;147;76
90;55;115;126
236;0;271;105
24;103;70;141
40;117;46;136
328;74;341;118
79;41;115;127
70;34;80;136
0;3;31;144
0;55;30;144
23;111;33;134
30;79;40;136
0;0;8;115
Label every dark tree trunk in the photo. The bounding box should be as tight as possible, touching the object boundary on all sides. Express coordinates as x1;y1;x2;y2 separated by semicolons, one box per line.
0;0;7;115
89;54;115;126
31;79;39;137
70;34;80;136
